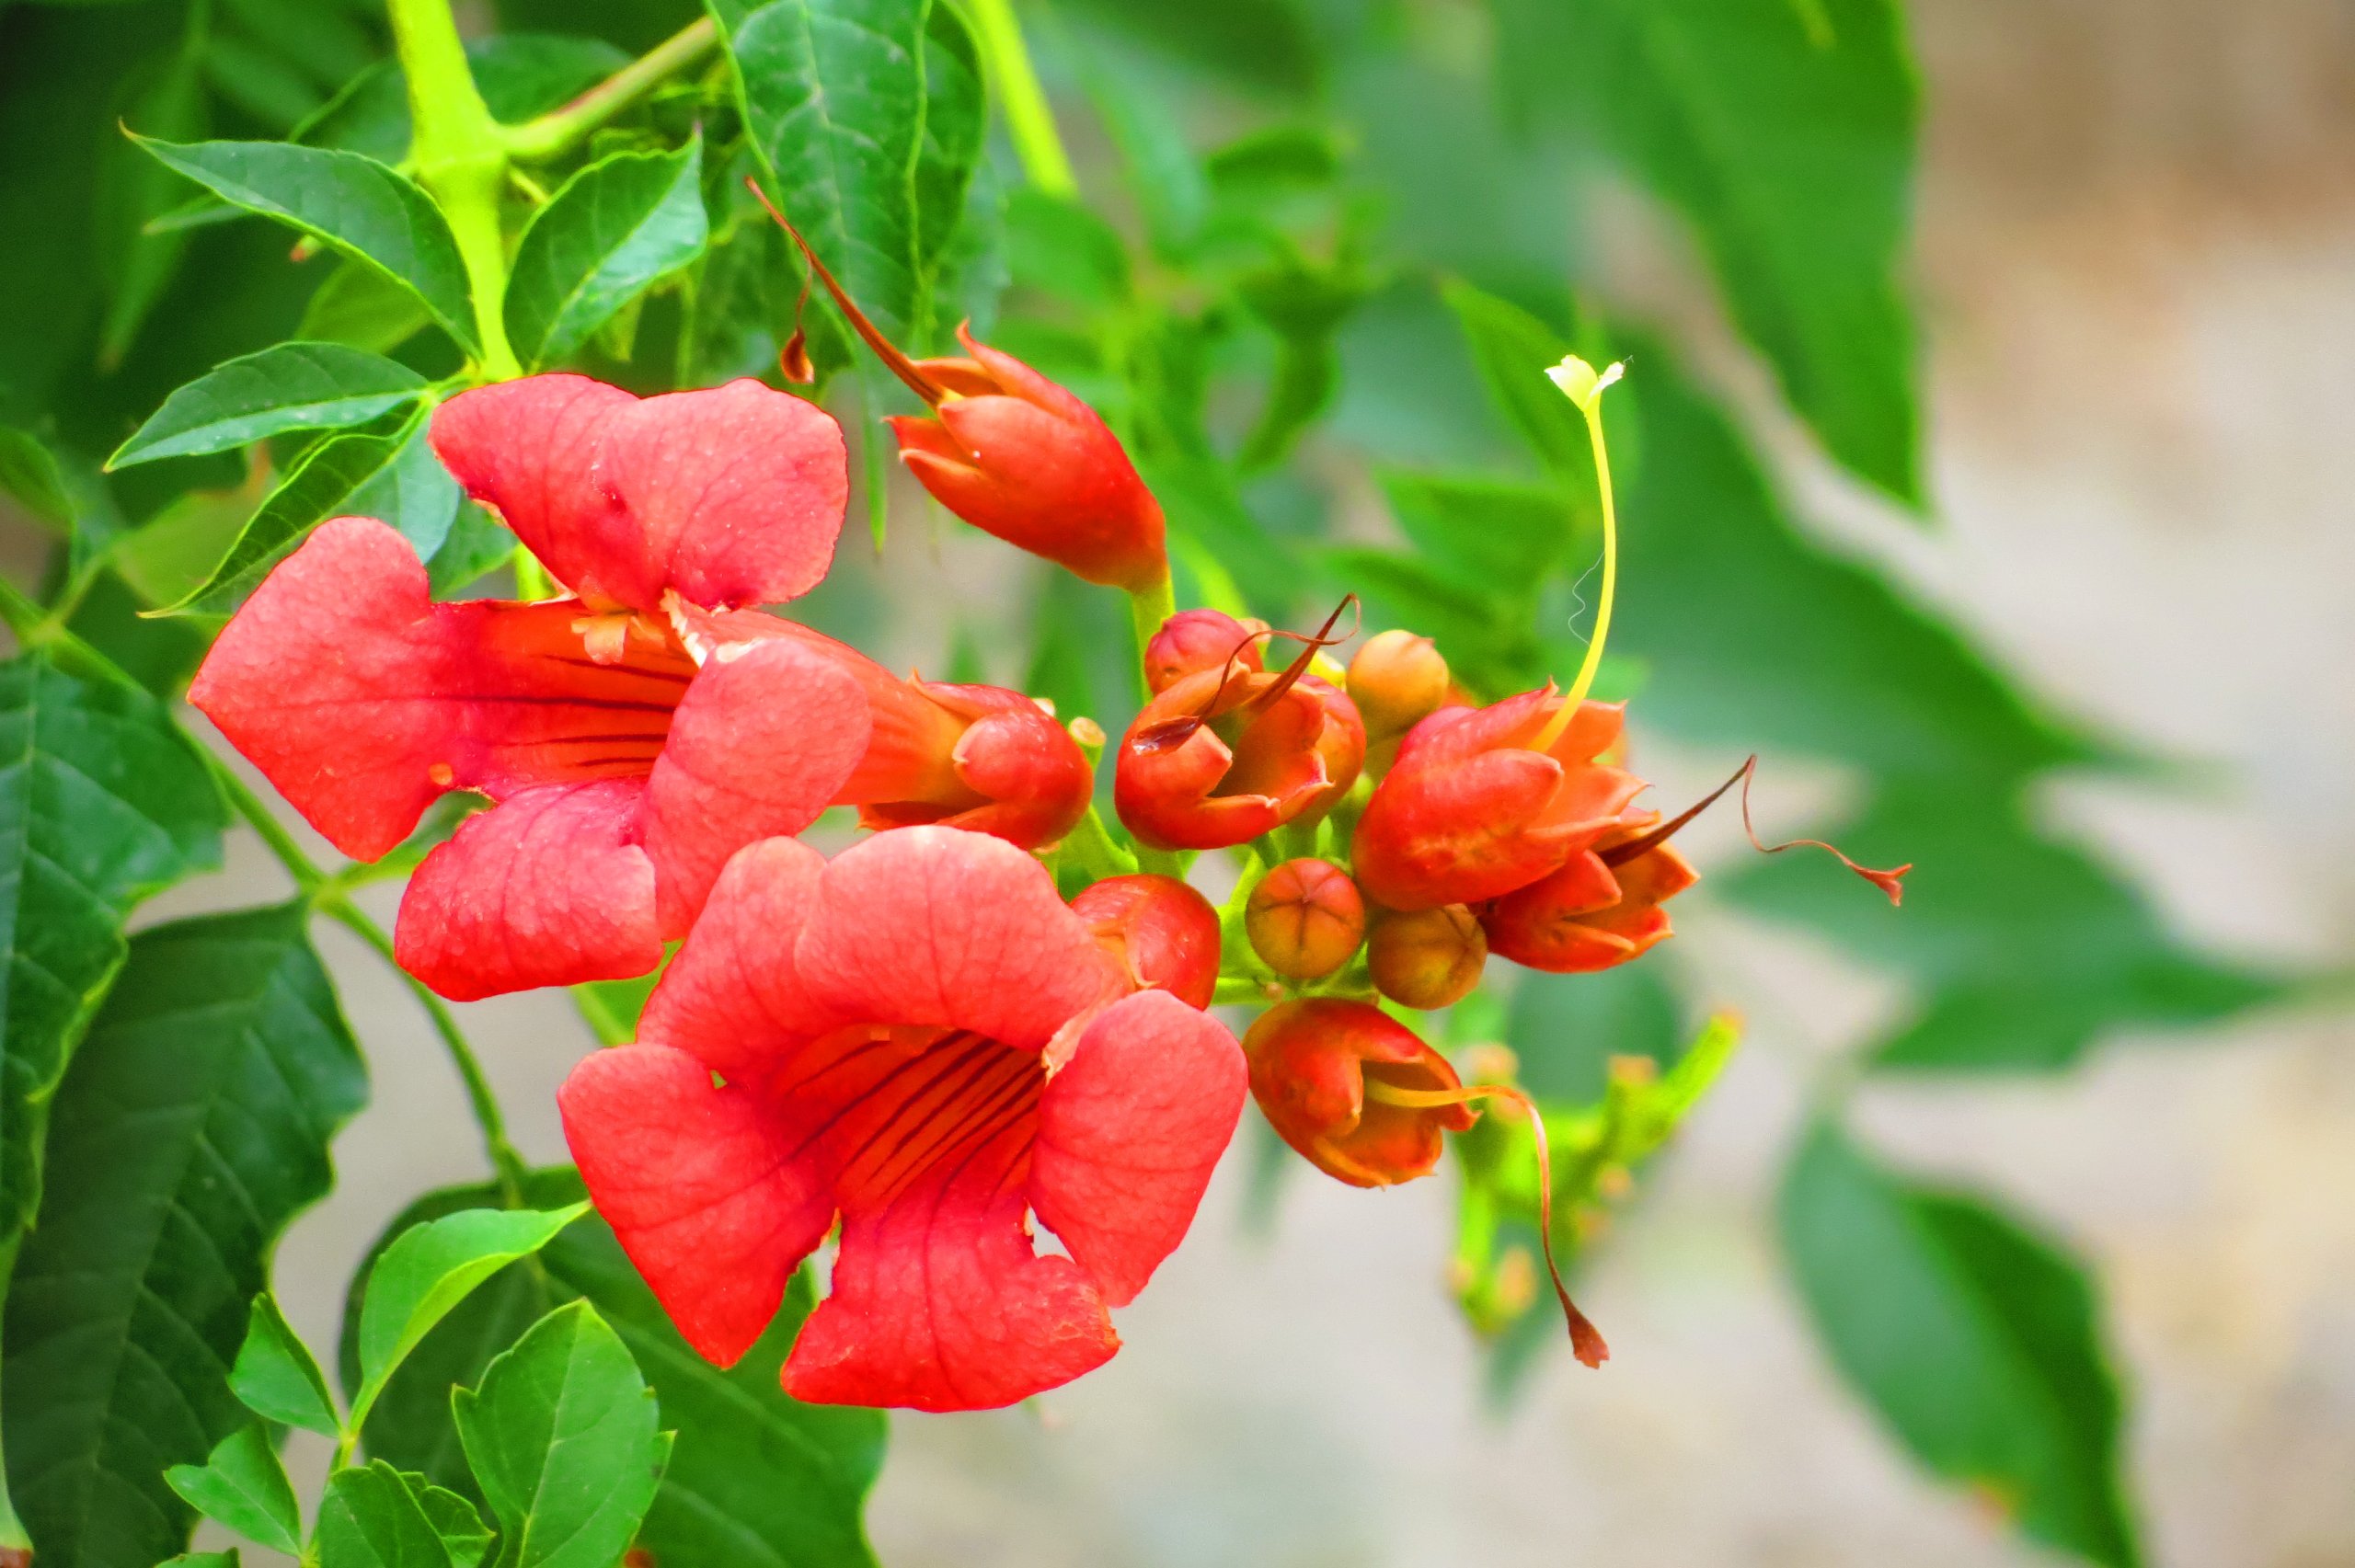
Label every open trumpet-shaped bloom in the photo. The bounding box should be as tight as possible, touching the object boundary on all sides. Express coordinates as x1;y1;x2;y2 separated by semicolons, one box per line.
189;375;857;1001
1351;691;1646;911
559;827;1246;1412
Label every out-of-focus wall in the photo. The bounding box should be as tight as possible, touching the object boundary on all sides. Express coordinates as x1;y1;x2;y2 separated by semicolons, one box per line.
175;0;2355;1562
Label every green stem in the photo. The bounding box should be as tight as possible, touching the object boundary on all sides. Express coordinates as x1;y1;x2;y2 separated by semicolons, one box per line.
385;0;520;378
968;0;1077;196
1125;571;1176;699
0;1232;29;1558
1057;805;1137;885
501;16;719;162
203;725;530;1206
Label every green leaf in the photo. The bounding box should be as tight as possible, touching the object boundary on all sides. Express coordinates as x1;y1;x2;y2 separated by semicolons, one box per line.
297;259;437;355
97;16;210;368
571;967;661;1047
164;415;426;615
426;504;522;599
912;0;985;325
1440;280;1600;497
0;647;224;1243
231;1294;340;1436
343;408;463;564
1003;189;1131;311
1727;781;2280;1071
109;342;428;468
316;1462;465;1568
0;427;75;532
1780;1117;2142;1566
453;1301;670;1568
718;0;931;343
343;1173;884;1568
159;1554;240;1568
161;1425;300;1554
1495;0;1923;502
132;137;479;353
1506;962;1682;1103
413;1482;493;1568
506;138;709;370
60;573;215;699
3;904;366;1568
352;1203;591;1420
300;36;633;164
1376;471;1579;590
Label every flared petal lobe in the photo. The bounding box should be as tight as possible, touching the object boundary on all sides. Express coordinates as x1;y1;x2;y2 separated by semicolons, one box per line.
559;1044;833;1366
1031;990;1246;1304
431;375;846;612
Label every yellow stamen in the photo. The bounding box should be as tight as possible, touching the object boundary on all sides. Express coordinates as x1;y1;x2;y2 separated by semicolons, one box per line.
1362;1076;1611;1368
1531;356;1625;756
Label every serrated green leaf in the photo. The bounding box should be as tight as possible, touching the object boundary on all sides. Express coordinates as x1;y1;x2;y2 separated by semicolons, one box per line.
97;19;209;368
2;903;366;1568
297;259;438;355
1440;280;1601;496
164;416;422;615
162;1425;300;1554
1780;1117;2142;1566
913;0;984;327
352;1204;590;1422
1494;0;1923;503
453;1302;669;1568
158;1554;239;1568
343;408;462;562
341;1173;883;1568
132;137;478;353
316;1462;463;1568
411;1481;492;1568
231;1294;340;1436
0;427;74;532
506;138;708;369
109;342;428;468
718;0;930;344
0;647;224;1245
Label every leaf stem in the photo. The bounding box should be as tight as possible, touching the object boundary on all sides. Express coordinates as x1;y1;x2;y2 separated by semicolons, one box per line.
384;0;521;377
968;0;1078;197
198;750;530;1204
1125;570;1175;696
501;16;719;162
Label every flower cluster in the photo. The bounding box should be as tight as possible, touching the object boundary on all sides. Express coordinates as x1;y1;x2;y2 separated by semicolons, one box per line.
192;223;1902;1409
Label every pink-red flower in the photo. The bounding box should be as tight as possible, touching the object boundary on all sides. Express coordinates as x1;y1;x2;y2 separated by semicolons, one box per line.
190;374;865;1001
1070;873;1223;1008
1480;815;1700;973
1243;1000;1475;1188
559;827;1246;1411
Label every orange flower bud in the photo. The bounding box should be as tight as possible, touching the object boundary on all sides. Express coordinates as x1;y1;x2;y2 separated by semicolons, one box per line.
1347;630;1450;739
1243;1000;1476;1187
1367;903;1487;1009
1245;858;1366;980
1070;873;1222;1007
1481;817;1698;973
1145;609;1267;694
1115;661;1364;853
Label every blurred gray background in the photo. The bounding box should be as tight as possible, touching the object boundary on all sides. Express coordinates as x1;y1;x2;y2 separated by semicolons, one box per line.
155;0;2355;1562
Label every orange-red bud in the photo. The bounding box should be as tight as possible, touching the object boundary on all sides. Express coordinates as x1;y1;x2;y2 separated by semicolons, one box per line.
1070;873;1222;1007
1114;665;1365;852
1481;818;1698;973
1245;858;1366;980
1367;903;1487;1009
1347;630;1450;739
1243;1000;1476;1187
1145;609;1267;694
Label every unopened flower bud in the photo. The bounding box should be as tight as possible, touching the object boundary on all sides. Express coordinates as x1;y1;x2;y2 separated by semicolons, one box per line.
1368;903;1487;1010
1243;1000;1476;1187
1145;609;1266;694
1070;874;1222;1009
1348;630;1450;739
1245;858;1366;980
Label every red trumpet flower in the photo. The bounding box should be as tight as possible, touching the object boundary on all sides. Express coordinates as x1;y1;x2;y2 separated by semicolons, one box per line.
559;827;1246;1412
750;181;1168;594
1070;874;1223;1008
190;375;856;1001
1350;689;1645;911
1114;612;1366;853
673;605;1092;850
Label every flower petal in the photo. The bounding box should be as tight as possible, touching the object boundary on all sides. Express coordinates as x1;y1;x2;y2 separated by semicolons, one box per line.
785;1166;1116;1411
1030;990;1245;1305
430;375;638;604
796;826;1122;1049
560;1044;831;1367
594;378;847;610
638;837;842;1086
392;780;662;1000
642;638;870;931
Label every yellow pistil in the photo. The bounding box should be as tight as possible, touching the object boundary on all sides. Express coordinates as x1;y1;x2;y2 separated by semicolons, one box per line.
1530;355;1625;756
